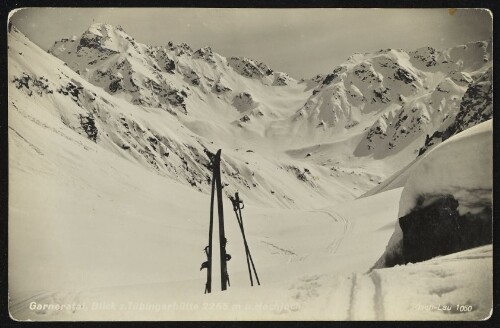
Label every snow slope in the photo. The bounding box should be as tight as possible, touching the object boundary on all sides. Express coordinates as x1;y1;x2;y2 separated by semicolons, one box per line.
10;26;383;210
9;107;492;320
9;68;404;318
8;23;493;321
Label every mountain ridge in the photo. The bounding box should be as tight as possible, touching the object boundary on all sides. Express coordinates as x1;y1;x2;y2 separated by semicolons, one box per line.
10;22;493;207
10;25;380;209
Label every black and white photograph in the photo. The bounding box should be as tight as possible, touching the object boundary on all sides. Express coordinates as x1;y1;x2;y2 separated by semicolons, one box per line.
7;7;493;321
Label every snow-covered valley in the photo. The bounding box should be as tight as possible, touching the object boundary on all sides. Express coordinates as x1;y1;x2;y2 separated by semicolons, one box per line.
8;22;493;321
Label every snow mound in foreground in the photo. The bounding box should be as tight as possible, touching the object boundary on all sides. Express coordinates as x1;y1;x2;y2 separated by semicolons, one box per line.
399;119;492;217
374;120;492;269
10;244;492;320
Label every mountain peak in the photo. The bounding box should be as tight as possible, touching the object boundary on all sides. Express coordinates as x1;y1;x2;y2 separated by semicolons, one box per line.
49;22;137;60
80;22;133;51
86;22;128;36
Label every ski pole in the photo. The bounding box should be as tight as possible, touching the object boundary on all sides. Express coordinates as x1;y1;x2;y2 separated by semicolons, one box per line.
236;193;260;286
230;192;260;286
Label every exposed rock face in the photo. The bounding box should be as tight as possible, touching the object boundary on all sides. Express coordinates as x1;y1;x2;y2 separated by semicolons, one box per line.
182;68;200;86
399;195;492;264
213;82;231;94
13;73;53;96
79;113;98;142
227;56;273;79
193;46;216;64
273;72;292;86
409;46;439;68
418;68;493;155
164;57;176;73
108;79;124;93
232;91;256;111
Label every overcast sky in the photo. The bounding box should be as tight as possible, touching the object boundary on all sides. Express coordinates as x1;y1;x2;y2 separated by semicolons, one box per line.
10;8;492;79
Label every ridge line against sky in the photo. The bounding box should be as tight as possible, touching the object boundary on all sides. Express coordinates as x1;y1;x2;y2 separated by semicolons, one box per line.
9;8;492;79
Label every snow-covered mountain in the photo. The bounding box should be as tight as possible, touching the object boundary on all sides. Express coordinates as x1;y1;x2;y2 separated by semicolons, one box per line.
8;22;493;321
48;23;299;117
303;42;492;159
48;24;492;160
11;24;385;210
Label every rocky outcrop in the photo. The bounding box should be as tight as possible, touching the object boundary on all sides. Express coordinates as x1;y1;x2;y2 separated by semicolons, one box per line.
232;91;257;111
399;194;492;264
13;73;53;96
375;194;492;268
227;56;273;79
193;46;216;64
273;72;292;86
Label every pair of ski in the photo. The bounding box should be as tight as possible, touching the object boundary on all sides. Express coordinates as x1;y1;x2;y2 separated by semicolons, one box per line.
229;192;260;287
201;149;260;294
201;149;230;293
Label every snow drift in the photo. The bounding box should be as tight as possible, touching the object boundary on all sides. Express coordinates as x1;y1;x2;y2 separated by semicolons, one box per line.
374;120;493;269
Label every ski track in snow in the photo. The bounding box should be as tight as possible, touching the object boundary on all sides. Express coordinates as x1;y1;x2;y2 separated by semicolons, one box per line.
287;204;388;321
349;271;385;320
347;273;358;320
261;241;298;263
310;209;352;254
370;271;385;320
9;126;44;156
10;100;90;151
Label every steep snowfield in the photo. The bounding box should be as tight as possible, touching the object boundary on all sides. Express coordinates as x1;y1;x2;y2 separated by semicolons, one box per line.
8;24;493;321
10;26;383;210
9;61;403;319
